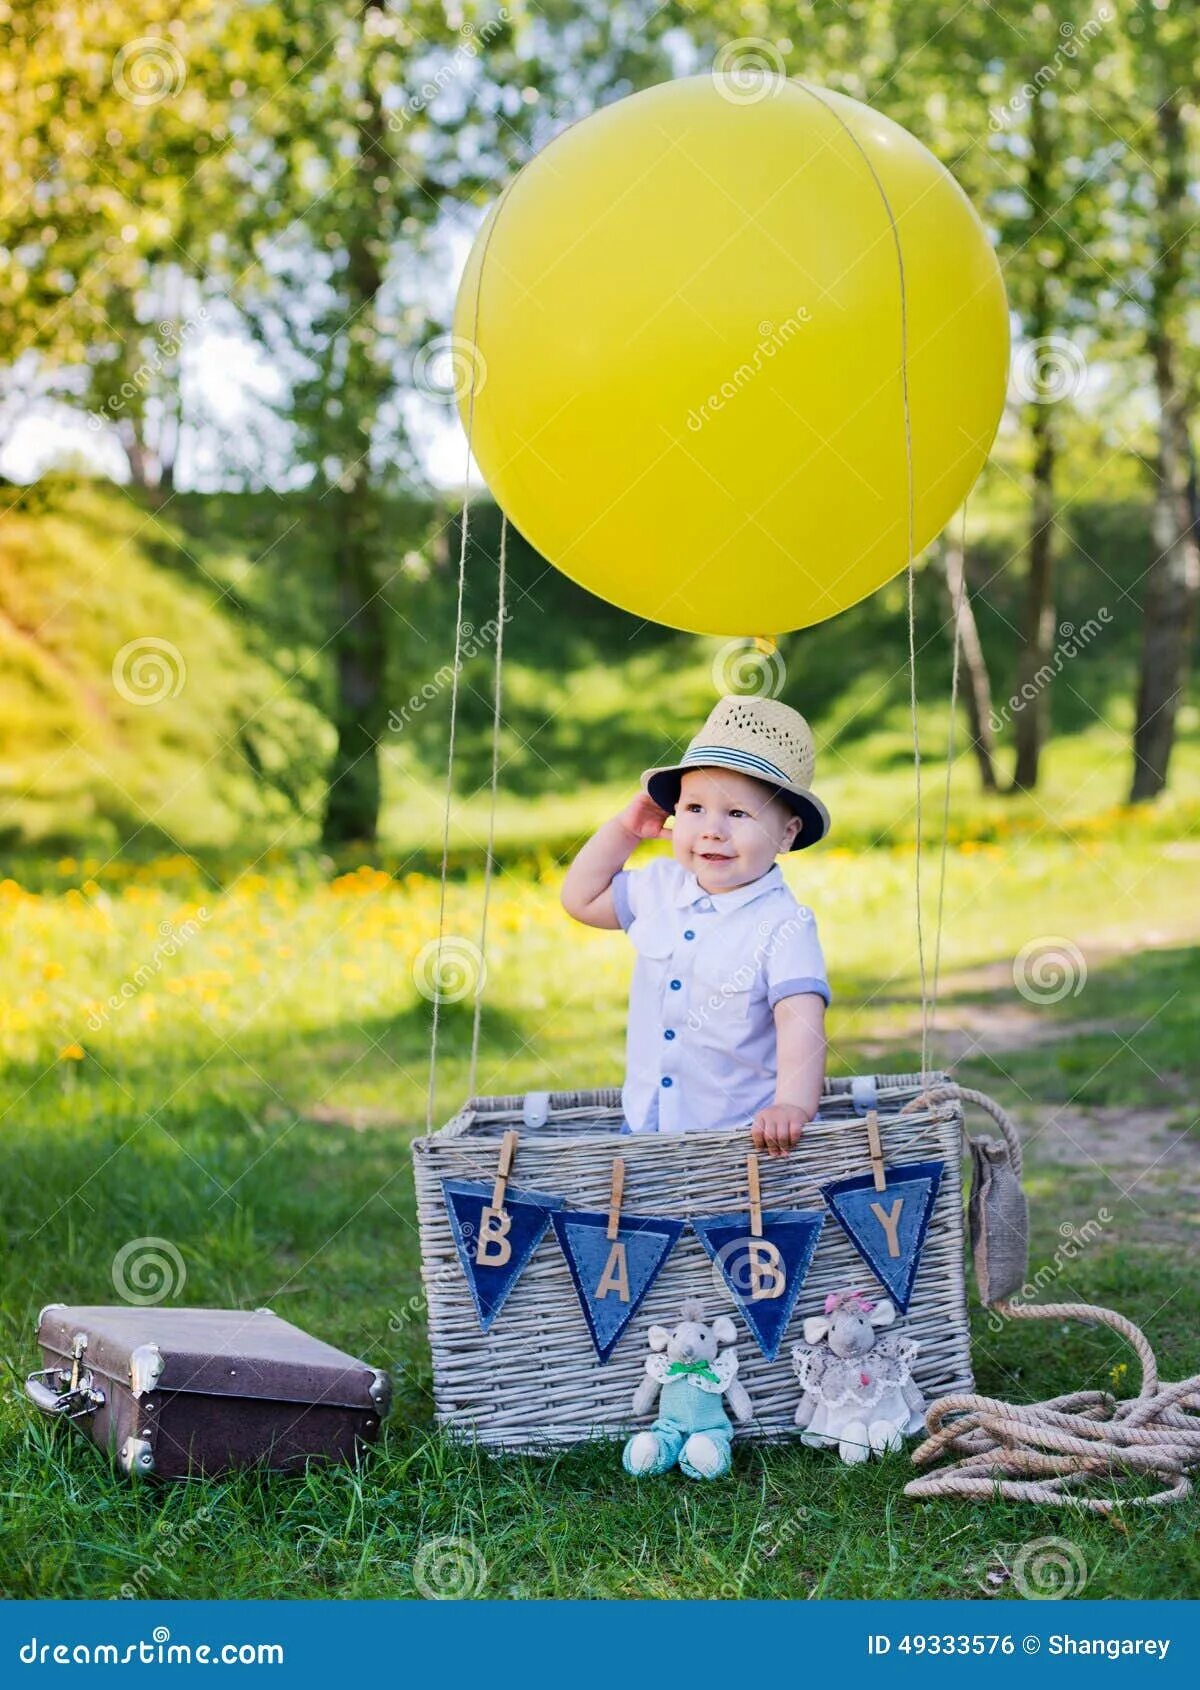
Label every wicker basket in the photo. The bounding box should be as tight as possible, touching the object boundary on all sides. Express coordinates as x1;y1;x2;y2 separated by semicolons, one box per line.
412;1073;973;1450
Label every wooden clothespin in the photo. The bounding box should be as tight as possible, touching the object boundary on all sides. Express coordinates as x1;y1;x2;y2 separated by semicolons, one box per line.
490;1128;518;1214
746;1152;763;1239
606;1157;625;1241
865;1108;887;1193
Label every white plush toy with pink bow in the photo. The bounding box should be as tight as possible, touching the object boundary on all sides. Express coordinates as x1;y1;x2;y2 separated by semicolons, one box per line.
791;1289;927;1464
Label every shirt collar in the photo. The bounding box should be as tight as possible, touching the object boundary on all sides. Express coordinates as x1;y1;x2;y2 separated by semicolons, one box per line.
673;862;784;912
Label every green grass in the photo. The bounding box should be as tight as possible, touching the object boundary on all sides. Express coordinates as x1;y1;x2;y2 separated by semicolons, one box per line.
1;827;1198;1600
2;470;1198;1598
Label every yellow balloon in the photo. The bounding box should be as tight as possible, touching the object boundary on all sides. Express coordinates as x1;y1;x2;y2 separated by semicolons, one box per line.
454;75;1008;637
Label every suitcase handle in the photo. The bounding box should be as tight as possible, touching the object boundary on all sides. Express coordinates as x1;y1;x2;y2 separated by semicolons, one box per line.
25;1368;105;1419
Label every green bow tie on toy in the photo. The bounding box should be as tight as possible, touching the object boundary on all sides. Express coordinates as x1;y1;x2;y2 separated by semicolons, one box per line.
666;1359;721;1384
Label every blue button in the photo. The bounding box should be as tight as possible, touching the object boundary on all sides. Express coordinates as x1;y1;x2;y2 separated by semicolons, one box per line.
664;1029;676;1040
670;979;681;990
661;1076;673;1088
684;930;695;940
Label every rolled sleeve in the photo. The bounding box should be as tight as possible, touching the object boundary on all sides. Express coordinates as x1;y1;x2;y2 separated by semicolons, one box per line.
765;905;831;1008
611;869;635;931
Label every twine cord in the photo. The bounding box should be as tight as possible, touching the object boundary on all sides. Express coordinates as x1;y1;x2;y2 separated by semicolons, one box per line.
426;102;1200;1514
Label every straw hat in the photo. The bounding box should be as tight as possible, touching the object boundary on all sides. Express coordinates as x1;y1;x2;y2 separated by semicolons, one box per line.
640;695;830;851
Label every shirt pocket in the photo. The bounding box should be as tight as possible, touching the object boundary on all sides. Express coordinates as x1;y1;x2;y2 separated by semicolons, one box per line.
627;911;674;961
690;957;757;1028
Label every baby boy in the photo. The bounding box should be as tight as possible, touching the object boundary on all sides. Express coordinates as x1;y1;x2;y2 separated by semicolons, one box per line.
561;695;831;1157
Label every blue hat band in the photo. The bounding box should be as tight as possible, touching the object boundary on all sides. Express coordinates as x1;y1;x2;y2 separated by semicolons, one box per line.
682;744;791;785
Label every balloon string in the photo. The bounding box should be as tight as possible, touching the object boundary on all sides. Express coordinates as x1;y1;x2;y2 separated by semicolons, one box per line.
426;189;512;1133
931;499;969;1039
470;512;508;1099
788;79;928;1085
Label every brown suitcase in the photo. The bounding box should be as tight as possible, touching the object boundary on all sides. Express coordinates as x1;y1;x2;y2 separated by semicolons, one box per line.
25;1304;391;1479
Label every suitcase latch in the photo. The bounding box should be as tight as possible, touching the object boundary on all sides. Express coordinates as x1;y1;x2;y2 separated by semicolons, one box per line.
25;1333;106;1420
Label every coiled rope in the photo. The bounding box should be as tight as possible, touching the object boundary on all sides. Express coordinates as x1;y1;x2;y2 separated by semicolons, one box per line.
901;1084;1200;1510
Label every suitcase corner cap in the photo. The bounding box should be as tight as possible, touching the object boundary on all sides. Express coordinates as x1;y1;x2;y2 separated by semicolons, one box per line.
130;1344;165;1397
36;1302;67;1334
369;1368;392;1415
119;1436;155;1477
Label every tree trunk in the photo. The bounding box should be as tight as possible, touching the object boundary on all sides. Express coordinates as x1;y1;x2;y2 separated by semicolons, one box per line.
1011;89;1056;794
320;0;390;848
942;533;998;791
1130;85;1200;801
322;479;387;846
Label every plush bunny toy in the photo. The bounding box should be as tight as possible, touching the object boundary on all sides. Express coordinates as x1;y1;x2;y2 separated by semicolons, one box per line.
791;1289;926;1464
623;1298;753;1480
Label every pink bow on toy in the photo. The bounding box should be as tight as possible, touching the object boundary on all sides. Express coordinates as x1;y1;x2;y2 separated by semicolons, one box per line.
824;1290;875;1315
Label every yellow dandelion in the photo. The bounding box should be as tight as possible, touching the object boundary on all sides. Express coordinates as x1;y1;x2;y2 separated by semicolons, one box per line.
58;1042;85;1061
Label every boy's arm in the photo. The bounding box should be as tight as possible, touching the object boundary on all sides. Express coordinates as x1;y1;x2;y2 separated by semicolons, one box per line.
773;992;826;1118
560;795;670;930
752;994;827;1156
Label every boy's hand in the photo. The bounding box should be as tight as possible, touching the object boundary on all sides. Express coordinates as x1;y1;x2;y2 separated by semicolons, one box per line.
751;1102;811;1158
619;792;672;841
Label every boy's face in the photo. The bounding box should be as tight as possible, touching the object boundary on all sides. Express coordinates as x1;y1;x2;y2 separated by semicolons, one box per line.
670;767;801;891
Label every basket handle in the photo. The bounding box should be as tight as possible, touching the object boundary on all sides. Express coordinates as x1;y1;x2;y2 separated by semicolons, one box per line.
898;1083;1023;1181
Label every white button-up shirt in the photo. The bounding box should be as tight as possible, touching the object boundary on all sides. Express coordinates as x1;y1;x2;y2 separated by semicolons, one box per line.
611;856;831;1135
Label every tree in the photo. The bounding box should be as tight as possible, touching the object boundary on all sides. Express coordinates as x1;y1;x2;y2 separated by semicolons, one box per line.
1127;0;1200;800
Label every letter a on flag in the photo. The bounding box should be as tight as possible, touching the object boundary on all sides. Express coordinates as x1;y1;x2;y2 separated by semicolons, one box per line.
692;1207;826;1360
442;1177;565;1333
820;1160;944;1312
551;1210;685;1362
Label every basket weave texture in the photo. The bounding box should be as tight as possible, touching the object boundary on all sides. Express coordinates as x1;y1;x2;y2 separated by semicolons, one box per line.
412;1073;972;1450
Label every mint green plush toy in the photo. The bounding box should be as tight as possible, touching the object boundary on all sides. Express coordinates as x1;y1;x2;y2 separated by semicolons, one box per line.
622;1298;753;1480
